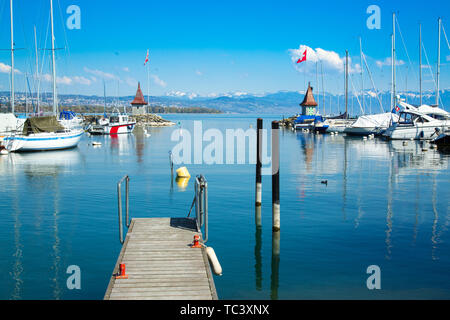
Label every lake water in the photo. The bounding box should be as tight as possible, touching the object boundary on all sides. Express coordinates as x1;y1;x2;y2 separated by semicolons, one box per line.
0;114;449;300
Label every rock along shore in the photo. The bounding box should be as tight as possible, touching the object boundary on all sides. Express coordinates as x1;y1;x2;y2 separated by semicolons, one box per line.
83;114;175;127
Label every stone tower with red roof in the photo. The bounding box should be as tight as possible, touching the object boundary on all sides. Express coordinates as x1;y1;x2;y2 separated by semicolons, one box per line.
131;82;148;115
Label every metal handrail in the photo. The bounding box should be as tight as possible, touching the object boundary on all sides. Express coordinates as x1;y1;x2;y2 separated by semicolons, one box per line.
194;175;208;244
118;175;130;244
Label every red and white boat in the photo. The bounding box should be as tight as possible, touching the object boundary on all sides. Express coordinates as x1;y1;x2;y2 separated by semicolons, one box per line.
89;111;136;135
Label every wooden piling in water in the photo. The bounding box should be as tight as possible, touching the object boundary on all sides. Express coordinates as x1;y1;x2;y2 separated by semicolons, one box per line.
272;121;280;232
255;118;263;227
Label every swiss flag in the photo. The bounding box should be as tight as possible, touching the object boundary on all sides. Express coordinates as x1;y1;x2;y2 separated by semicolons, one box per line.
144;50;149;66
297;49;307;63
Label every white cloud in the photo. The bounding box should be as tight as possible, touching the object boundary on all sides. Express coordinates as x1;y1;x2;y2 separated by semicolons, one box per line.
151;74;167;87
375;57;405;68
123;67;130;72
0;62;22;74
195;70;203;76
288;45;360;74
84;67;118;80
73;76;93;85
42;74;72;85
41;74;93;86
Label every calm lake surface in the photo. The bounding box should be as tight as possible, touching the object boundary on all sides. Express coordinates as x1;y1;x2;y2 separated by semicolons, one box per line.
0;114;449;300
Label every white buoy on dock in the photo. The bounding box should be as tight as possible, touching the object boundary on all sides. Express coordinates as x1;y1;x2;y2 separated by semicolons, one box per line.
206;247;222;276
0;149;9;155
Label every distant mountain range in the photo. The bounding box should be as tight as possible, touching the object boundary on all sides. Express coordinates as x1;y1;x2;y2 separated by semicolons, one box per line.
143;89;450;115
1;89;449;116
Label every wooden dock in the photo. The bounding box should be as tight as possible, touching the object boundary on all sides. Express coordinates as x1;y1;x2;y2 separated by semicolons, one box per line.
104;217;218;300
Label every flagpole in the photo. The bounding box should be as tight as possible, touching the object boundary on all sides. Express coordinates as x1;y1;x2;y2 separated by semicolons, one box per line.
147;62;150;113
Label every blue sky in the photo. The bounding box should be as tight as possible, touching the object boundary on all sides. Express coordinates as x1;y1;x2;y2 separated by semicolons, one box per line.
0;0;448;97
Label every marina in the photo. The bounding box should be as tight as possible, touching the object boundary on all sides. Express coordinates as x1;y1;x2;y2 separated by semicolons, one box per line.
0;0;449;304
1;114;450;300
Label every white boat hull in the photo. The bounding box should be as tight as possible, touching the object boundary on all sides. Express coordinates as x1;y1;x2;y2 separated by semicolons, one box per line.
90;123;136;135
344;127;377;136
384;123;449;140
4;129;84;152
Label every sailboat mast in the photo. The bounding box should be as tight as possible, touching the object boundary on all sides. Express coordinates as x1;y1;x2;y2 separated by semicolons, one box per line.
10;0;15;114
103;80;107;115
147;60;150;113
315;62;319;113
391;13;396;110
345;50;348;120
25;74;28;115
321;61;325;116
436;17;441;107
50;0;58;115
34;26;40;113
359;37;364;114
419;23;422;106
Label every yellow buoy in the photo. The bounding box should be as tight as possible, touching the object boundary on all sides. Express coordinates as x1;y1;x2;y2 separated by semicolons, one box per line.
176;166;191;178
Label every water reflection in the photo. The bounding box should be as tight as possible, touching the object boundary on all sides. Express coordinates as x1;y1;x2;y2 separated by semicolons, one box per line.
133;127;147;163
2;149;83;177
110;134;136;156
291;130;449;263
270;231;280;300
0;149;82;299
175;177;190;191
254;226;262;291
11;177;23;300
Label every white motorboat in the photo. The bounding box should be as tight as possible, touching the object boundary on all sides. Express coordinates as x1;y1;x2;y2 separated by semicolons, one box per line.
58;111;84;130
326;119;356;133
344;112;398;136
89;111;136;135
383;101;449;140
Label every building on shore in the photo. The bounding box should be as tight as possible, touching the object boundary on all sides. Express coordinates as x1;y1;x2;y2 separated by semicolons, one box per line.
300;82;318;116
131;82;148;115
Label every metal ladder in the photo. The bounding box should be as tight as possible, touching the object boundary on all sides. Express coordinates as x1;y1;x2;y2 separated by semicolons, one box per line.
117;175;130;244
116;174;209;244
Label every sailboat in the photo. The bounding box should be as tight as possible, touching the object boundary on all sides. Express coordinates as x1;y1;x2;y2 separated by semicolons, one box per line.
384;18;450;140
4;0;83;152
0;0;26;139
345;17;401;136
326;50;356;133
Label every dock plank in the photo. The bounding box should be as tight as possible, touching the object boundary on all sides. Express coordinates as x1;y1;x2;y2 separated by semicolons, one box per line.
104;218;217;300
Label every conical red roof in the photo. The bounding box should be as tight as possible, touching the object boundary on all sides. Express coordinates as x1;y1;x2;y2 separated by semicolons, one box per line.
131;82;148;105
300;83;318;107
